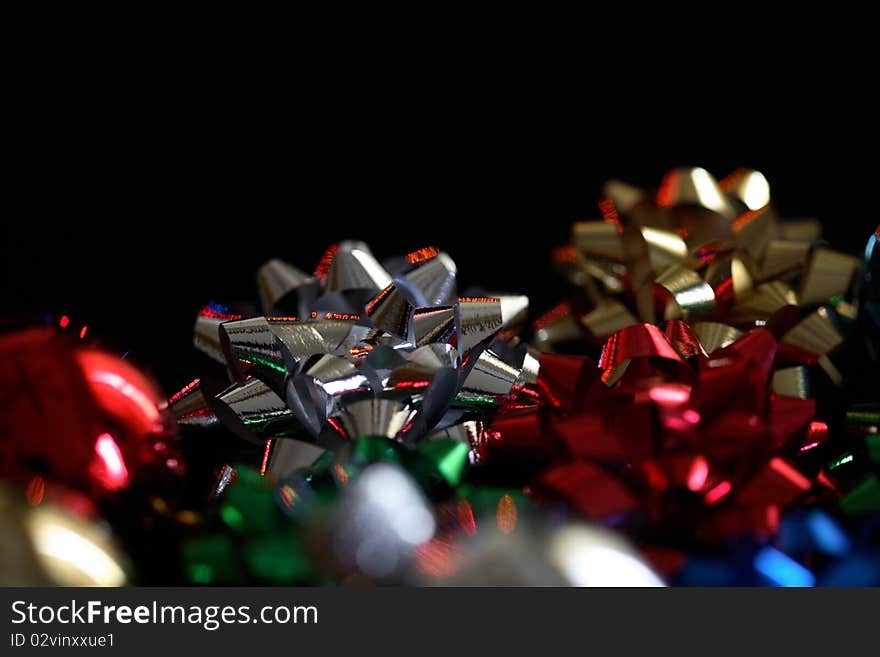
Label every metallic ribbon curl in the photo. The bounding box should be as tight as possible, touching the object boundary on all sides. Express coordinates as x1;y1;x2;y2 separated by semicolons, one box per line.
170;241;534;482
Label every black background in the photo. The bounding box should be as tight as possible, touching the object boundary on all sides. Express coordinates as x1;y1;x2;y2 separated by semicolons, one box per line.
3;47;876;397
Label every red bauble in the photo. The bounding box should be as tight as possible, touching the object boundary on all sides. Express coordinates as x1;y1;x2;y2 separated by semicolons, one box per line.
0;327;183;496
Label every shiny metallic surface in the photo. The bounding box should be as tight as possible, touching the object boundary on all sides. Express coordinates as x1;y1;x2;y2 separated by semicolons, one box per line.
656;167;734;218
404;252;457;306
655;265;716;318
733;281;798;319
704;251;755;302
285;375;331;437
572;221;625;261
365;284;414;338
533;312;582;352
324;240;392;292
306;354;363;391
339;398;414;440
731;205;778;261
311;320;371;356
798;248;860;306
720;168;771;211
580;299;638;338
761;239;811;279
270;320;338;364
457;298;504;355
256;258;314;313
692;322;743;354
168;379;218;427
460;349;521;400
288;354;371;435
214;378;292;439
193;315;229;363
220;317;285;378
423;419;489;464
772;366;811;399
265;439;326;480
778;219;822;242
184;240;530;457
781;307;844;356
386;344;459;396
410;306;456;347
640;226;688;270
603;179;646;213
498;294;530;329
400;342;458;373
584;259;627;293
518;348;541;385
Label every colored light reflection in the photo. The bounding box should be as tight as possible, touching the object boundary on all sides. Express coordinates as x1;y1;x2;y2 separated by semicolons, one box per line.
91;370;159;420
406;246;439;264
806;511;851;556
456;499;477;535
414;536;460;577
496;494;517;534
278;484;300;510
686;457;709;492
754;546;815;587
649;385;690;405
333;463;350;486
829;453;854;470
769;457;811;490
260;440;273;476
704;481;731;505
59;315;70;328
26;476;46;506
93;433;130;491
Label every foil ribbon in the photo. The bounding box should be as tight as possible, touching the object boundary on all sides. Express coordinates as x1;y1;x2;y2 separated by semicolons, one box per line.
171;241;533;484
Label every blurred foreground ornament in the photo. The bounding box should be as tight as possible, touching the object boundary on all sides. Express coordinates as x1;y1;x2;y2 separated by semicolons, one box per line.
0;326;183;497
0;323;187;584
420;514;664;586
324;462;436;580
183;456;439;585
0;481;129;586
